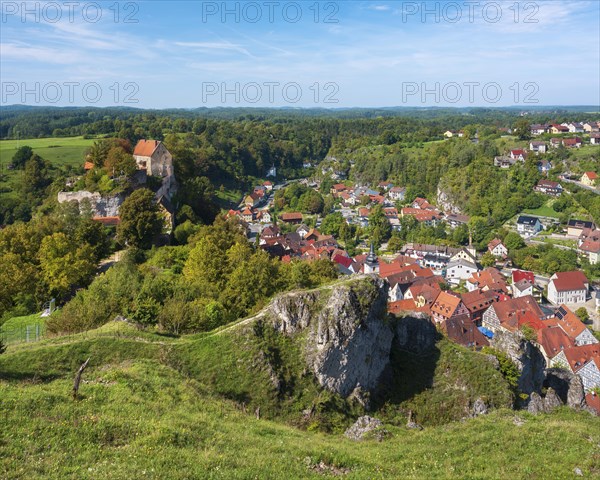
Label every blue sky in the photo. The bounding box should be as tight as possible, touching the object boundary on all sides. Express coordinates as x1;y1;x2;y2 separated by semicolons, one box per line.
1;1;599;108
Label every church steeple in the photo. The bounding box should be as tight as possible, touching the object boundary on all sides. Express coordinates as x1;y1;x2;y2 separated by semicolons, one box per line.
365;242;379;274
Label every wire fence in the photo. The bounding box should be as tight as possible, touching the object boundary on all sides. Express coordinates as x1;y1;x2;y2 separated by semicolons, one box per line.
0;323;46;345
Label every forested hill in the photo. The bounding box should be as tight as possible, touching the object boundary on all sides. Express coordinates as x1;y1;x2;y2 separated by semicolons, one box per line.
1;105;599;139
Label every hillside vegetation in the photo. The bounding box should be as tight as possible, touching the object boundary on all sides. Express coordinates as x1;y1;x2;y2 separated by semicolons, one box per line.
2;308;599;479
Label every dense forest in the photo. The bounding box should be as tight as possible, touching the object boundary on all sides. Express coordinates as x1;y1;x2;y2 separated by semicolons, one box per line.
0;106;598;325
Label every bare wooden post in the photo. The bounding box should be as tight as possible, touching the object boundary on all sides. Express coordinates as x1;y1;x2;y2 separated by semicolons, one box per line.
255;406;260;420
72;357;90;400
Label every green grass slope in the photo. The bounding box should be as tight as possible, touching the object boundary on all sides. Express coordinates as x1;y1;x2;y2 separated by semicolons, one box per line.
1;322;599;479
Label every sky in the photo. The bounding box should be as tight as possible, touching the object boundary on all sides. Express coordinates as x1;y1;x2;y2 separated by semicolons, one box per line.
1;0;599;108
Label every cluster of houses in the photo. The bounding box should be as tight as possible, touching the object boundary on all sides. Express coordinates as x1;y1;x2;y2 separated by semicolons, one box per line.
530;122;600;136
228;181;275;224
375;250;600;397
331;182;465;230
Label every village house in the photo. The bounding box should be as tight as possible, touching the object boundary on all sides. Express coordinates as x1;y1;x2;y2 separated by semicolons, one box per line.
550;124;569;134
388;186;406;201
567;219;595;237
481;295;544;334
554;305;598;346
537;160;552;175
510;149;527;161
466;268;509;294
529;141;547;154
581;171;598;186
562;122;584;133
430;291;470;325
133;139;173;178
461;289;501;322
547;271;589;305
378;181;394;191
244;192;261;208
579;238;600;265
591;133;600;145
562;137;582;148
516;215;543;237
445;258;479;284
442;314;490;348
534;179;563;197
530;124;549;136
583;122;600;132
256;210;271;223
445;213;470;229
494;156;516;168
279;212;303;225
538;326;575;365
488;238;508;258
550;344;600;392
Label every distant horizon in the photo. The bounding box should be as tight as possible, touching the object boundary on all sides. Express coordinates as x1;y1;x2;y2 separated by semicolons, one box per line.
2;104;599;112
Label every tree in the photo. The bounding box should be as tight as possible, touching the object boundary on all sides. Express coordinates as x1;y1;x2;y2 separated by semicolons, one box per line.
504;232;526;251
0;338;6;355
480;252;497;268
38;233;96;299
104;146;137;178
575;307;590;324
514;119;531;141
320;212;345;236
11;145;33;169
21;154;50;195
117;188;163;249
369;205;392;246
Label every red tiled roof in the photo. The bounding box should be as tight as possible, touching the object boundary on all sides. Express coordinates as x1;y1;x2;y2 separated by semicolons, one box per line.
538;326;575;359
580;240;600;254
512;269;535;284
584;171;598;180
585;392;600;415
333;254;353;269
431;291;463;318
443;314;489;348
563;344;600;372
93;216;120;226
490;296;543;330
84;161;94;170
550;271;588;292
554;305;588;339
280;212;303;221
133;139;160;157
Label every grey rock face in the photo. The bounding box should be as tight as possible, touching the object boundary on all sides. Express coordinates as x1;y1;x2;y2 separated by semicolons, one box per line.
543;388;563;412
567;376;585;410
270;292;317;335
528;392;544;414
267;276;393;398
472;398;488;416
491;330;546;395
344;416;386;441
544;368;586;410
307;277;392;397
394;315;437;354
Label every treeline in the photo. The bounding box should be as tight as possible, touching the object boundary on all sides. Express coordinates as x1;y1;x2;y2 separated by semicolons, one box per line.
2;105;597;140
48;217;338;335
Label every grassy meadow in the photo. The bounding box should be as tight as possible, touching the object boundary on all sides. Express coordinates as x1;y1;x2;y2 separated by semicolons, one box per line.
1;321;599;479
0;136;95;198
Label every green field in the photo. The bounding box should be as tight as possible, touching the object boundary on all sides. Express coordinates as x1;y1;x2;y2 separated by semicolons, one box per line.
0;136;96;198
1;321;599;479
523;201;561;218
